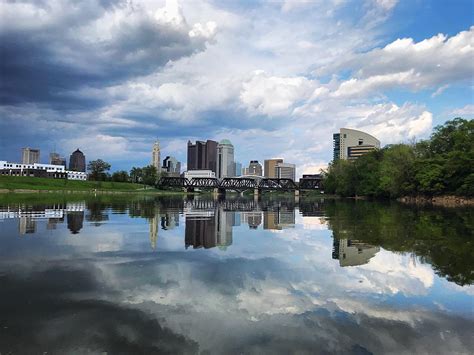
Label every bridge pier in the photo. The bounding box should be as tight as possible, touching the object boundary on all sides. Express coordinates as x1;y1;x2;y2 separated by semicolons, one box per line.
253;188;260;201
218;188;226;195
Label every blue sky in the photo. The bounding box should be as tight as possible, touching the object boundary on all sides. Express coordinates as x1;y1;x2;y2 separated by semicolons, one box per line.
0;0;472;174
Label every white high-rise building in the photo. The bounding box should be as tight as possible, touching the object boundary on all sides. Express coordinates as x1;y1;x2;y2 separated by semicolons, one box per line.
216;139;235;179
22;147;40;164
151;140;161;171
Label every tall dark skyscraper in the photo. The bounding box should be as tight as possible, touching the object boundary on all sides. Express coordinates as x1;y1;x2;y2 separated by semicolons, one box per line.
187;140;218;173
69;149;86;172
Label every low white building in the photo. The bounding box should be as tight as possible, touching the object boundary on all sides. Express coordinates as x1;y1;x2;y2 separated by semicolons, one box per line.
184;170;216;179
66;171;87;180
0;160;87;180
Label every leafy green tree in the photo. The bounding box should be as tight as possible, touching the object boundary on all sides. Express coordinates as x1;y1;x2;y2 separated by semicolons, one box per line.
428;118;473;194
378;145;416;197
130;167;143;183
87;159;111;181
141;165;158;186
428;118;473;156
414;160;445;195
323;160;357;196
353;150;383;196
111;170;129;183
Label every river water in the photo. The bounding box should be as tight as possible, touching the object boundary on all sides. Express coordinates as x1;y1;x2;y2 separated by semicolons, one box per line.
0;194;472;354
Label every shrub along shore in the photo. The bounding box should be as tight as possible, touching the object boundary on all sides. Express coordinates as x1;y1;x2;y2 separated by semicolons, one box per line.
323;118;473;204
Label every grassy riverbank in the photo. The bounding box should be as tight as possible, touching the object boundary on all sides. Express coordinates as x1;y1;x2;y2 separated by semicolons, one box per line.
0;176;153;193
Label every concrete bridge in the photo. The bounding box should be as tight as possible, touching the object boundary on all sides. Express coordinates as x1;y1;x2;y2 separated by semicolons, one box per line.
157;175;322;194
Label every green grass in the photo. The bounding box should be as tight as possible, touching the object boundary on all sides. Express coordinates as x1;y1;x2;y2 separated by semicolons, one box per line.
0;176;149;192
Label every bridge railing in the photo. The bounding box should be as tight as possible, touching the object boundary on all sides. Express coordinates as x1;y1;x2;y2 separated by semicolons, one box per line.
157;176;322;191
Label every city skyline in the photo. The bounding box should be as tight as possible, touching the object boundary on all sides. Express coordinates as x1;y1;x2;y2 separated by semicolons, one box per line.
0;0;472;178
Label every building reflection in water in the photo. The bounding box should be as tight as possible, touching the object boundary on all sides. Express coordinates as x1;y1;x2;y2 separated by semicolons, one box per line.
149;214;159;250
0;203;86;236
182;199;297;249
161;212;179;230
19;217;36;234
149;210;180;250
184;203;257;249
242;212;262;229
263;209;295;230
332;238;380;267
67;212;84;234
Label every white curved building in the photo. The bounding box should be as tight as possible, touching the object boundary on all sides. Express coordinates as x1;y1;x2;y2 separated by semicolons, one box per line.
333;128;380;161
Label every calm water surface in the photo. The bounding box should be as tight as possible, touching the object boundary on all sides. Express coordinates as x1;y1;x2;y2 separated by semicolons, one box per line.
0;195;473;354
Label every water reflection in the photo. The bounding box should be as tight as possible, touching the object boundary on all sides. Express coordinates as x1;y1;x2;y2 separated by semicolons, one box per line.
0;195;473;353
0;202;86;235
1;197;472;282
332;238;380;267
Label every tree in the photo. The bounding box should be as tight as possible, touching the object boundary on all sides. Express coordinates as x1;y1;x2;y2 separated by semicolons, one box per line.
141;165;158;186
323;160;357;196
130;167;143;183
87;159;111;181
414;159;445;195
353;150;383;197
378;145;416;197
112;170;129;183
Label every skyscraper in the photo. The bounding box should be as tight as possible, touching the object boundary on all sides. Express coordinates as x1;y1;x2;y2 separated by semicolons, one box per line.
162;156;181;175
216;139;235;178
49;152;66;167
275;162;296;180
264;159;283;178
152;140;161;171
246;160;263;176
187;140;218;173
234;162;242;177
333;128;380;161
69;149;86;172
22;147;40;164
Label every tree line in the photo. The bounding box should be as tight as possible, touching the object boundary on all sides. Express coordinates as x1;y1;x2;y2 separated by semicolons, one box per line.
323;118;473;198
87;160;162;185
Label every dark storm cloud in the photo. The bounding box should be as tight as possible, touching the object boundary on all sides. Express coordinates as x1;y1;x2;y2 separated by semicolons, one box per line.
0;263;198;353
0;0;207;108
0;0;215;164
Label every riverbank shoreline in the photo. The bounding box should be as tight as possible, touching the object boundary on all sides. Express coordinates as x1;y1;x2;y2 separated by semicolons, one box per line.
0;188;188;195
0;176;191;195
397;195;474;207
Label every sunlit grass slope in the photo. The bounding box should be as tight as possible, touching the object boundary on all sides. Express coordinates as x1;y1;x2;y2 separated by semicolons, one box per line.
0;176;147;191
